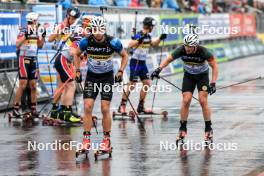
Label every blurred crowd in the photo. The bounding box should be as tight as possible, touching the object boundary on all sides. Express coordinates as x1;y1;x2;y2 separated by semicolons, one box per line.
1;0;264;13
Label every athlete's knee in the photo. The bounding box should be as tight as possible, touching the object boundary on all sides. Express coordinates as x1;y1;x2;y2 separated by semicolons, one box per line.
84;103;93;114
199;97;208;107
19;81;28;90
101;104;110;115
182;96;192;108
29;81;37;90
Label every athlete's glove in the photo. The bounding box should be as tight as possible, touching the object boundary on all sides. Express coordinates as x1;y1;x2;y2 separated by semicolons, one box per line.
159;34;167;40
42;28;47;38
23;27;34;39
115;70;123;83
137;34;147;44
75;69;82;83
208;83;216;95
151;67;162;80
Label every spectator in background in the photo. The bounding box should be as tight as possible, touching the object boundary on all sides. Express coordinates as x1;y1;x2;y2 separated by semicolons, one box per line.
115;0;131;7
129;0;140;7
151;0;162;8
89;0;107;5
198;0;213;14
59;0;72;9
162;0;181;11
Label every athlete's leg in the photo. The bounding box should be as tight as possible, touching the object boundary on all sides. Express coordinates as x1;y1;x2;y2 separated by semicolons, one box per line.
139;79;151;103
60;80;76;106
83;98;95;132
29;79;37;114
198;91;211;121
197;72;212;132
13;79;28;110
137;78;151;112
179;72;196;131
101;100;111;133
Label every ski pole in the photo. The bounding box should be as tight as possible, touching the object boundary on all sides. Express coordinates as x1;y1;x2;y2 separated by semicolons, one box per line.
4;72;19;119
217;76;262;90
151;40;165;114
159;76;199;102
44;40;54;96
122;88;146;132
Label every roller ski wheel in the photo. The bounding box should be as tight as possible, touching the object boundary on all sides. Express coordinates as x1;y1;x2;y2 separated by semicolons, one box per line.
8;113;13;123
94;147;113;161
76;149;89;160
204;130;213;148
128;111;136;120
161;111;168;118
176;130;187;149
23;112;32;122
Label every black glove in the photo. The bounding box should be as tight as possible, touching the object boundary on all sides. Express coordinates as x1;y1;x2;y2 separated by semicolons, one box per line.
42;28;47;38
208;83;216;95
24;29;33;39
115;70;123;83
151;67;162;80
137;34;147;44
159;34;167;40
75;69;82;83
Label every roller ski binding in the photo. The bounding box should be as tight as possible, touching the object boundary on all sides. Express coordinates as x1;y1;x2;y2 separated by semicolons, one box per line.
204;129;213;147
42;109;61;126
8;109;32;122
94;137;113;161
176;129;187;149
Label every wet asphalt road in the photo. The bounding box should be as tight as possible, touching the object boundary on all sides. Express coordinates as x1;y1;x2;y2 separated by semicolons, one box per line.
0;55;264;176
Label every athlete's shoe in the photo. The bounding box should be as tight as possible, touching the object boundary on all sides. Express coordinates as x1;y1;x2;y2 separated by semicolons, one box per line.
204;129;213;144
31;109;39;118
12;109;21;118
176;127;187;147
118;103;127;114
99;137;111;152
81;137;91;151
59;110;81;123
50;109;59;119
137;103;145;113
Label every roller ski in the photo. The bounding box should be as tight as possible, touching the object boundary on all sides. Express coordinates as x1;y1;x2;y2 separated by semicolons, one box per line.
8;109;32;123
112;103;135;120
204;129;213;148
76;134;91;162
176;129;187;149
130;103;168;118
94;137;113;161
42;109;82;126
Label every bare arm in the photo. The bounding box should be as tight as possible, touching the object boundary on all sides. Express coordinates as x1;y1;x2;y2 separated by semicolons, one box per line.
128;40;141;48
16;36;26;48
73;47;83;70
119;49;129;72
208;57;218;83
159;54;174;69
37;37;45;49
151;38;161;47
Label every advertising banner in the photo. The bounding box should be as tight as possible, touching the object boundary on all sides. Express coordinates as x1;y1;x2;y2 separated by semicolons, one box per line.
0;12;20;59
229;14;243;37
32;4;63;95
198;14;230;41
159;14;181;45
242;14;256;36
